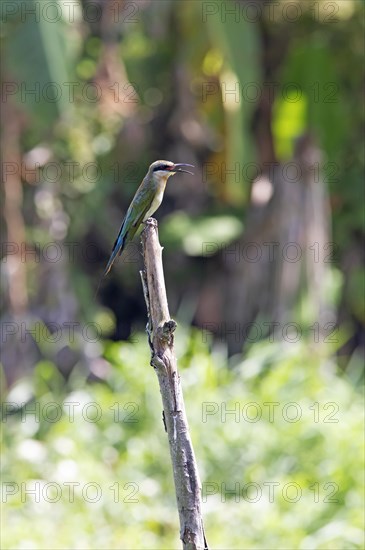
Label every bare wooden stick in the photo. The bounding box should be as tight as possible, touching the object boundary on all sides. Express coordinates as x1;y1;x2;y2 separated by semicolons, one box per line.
139;218;208;550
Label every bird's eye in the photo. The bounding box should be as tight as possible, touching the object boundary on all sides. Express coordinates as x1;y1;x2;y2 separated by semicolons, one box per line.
153;164;170;172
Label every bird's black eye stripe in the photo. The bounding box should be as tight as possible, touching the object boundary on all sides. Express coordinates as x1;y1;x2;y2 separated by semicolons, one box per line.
153;164;170;172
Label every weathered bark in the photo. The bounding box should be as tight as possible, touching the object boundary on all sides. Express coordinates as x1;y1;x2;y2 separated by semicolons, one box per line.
140;218;208;550
2;102;28;316
222;134;331;355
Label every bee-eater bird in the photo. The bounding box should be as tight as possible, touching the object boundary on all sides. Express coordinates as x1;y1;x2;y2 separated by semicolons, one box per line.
101;160;194;279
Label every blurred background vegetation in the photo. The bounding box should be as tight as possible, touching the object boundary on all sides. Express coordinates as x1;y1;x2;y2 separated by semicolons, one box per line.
1;0;364;548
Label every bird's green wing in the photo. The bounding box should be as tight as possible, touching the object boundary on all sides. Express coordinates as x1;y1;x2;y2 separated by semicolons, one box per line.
103;183;153;276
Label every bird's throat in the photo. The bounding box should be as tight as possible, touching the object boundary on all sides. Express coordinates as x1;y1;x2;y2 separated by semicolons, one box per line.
143;175;169;221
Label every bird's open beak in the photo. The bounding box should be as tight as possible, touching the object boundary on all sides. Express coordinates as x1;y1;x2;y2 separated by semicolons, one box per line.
172;163;195;175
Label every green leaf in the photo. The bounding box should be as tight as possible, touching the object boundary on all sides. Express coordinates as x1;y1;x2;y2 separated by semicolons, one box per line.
3;0;76;128
274;38;347;162
204;4;262;202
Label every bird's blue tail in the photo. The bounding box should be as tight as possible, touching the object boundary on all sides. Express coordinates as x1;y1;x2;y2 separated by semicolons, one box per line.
94;230;126;297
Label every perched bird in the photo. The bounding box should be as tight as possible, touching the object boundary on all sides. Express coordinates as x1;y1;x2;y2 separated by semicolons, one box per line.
101;160;194;280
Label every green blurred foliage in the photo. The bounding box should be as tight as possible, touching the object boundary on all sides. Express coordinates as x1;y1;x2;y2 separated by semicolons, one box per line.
2;332;364;549
1;0;363;329
1;0;364;547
